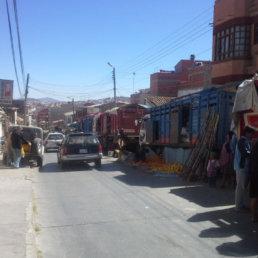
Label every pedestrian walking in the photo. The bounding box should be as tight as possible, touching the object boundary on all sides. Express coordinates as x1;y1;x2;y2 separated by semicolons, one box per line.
11;126;31;168
234;126;255;212
249;139;258;222
219;131;235;188
207;151;220;188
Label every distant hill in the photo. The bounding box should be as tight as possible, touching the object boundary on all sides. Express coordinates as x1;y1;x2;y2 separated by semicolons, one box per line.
27;97;62;103
17;96;130;104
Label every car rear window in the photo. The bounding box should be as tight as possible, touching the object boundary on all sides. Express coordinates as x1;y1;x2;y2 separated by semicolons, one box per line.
67;135;98;145
48;134;64;140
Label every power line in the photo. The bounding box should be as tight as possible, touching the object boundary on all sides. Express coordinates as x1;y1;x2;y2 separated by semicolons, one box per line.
29;85;114;98
118;7;213;71
5;0;22;97
124;23;213;73
13;0;26;87
30;74;112;89
124;28;212;74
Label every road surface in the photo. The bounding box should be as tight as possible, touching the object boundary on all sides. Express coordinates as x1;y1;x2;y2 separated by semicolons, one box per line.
33;152;258;258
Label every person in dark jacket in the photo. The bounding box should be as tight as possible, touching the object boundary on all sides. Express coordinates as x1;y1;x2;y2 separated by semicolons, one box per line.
11;126;31;168
250;139;258;222
234;126;255;212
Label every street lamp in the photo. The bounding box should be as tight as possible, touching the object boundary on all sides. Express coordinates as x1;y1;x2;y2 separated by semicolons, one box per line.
107;62;117;104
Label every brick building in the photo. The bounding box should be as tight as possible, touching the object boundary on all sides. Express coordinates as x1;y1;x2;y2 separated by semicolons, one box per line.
212;0;258;84
130;89;151;104
150;56;212;97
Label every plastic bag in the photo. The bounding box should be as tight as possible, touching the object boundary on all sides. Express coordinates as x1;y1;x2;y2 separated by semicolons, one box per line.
21;146;25;158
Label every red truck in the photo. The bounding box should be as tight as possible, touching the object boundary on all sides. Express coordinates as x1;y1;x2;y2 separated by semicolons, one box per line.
96;104;149;153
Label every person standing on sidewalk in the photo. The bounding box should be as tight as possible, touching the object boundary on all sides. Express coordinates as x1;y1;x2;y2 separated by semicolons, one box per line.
234;126;255;212
11;126;31;168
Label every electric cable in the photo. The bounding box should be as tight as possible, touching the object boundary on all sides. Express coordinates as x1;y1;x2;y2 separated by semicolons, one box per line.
118;7;213;71
124;28;212;75
29;85;114;99
5;0;22;97
123;24;213;73
13;0;26;87
30;73;112;89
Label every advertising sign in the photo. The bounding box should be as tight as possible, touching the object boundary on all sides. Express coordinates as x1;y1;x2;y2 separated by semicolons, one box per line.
38;109;49;121
0;79;13;105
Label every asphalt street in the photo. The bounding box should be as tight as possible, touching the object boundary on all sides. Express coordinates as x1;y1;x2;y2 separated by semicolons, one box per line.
33;152;258;258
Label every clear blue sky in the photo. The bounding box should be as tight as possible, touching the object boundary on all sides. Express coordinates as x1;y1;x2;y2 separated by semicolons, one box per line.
0;0;215;101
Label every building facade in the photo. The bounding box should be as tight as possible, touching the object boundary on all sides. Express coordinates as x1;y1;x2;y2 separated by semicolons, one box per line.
150;56;212;97
212;0;258;84
130;89;151;104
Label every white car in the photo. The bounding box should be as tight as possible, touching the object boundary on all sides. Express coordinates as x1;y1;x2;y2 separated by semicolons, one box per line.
44;133;64;152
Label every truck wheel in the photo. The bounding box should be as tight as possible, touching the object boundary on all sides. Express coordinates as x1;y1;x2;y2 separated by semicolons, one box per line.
95;159;101;167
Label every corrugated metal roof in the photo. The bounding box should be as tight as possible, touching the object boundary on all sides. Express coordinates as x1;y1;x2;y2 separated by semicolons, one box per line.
145;96;175;107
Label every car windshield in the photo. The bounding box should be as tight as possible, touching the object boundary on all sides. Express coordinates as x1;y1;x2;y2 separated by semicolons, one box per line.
66;135;98;145
48;134;64;140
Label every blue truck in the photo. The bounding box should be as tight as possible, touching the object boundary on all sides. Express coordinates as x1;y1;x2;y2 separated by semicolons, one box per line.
140;85;237;153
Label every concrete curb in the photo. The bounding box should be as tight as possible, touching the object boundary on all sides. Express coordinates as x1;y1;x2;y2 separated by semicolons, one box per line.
26;201;37;258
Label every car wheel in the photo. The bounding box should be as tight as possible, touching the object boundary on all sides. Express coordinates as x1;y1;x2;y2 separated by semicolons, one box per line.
33;138;42;155
37;157;43;167
95;159;101;167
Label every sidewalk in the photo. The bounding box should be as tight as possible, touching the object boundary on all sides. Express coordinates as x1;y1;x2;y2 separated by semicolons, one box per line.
0;155;36;258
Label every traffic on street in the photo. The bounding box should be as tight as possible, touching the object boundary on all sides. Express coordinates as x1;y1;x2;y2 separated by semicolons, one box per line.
1;0;258;257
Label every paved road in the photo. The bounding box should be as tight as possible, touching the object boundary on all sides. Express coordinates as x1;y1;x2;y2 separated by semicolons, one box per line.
33;152;258;258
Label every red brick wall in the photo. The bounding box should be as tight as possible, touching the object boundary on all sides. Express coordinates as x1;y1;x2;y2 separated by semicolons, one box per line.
150;73;179;96
150;61;212;96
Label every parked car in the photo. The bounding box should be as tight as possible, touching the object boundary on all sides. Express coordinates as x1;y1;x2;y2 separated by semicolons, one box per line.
3;125;44;167
57;132;103;168
44;132;64;152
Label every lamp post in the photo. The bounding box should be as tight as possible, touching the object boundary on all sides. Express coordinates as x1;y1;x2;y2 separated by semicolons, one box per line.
107;62;117;104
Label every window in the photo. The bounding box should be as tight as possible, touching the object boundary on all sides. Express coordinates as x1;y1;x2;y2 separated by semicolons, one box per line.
48;134;64;140
215;25;251;61
67;135;98;145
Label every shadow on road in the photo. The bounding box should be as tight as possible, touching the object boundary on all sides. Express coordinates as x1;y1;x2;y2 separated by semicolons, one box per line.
100;161;197;189
169;185;234;207
39;162;95;173
188;209;258;257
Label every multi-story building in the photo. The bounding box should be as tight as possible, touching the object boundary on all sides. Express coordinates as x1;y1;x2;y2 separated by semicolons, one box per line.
150;56;212;97
212;0;258;84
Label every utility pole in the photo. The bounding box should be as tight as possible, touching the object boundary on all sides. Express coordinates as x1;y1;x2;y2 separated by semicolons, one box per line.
112;67;117;104
107;62;117;105
24;73;29;125
133;72;135;93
